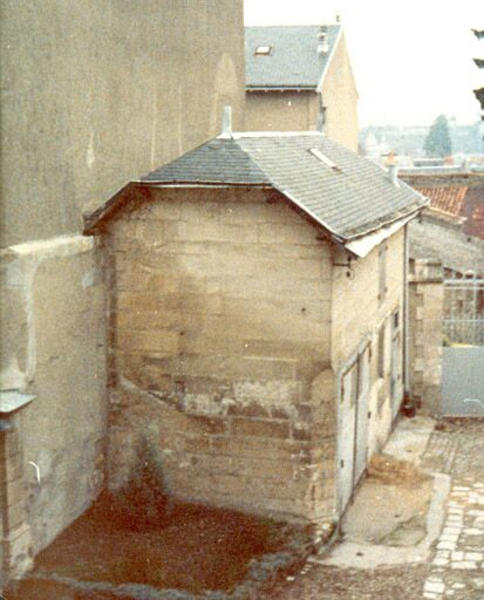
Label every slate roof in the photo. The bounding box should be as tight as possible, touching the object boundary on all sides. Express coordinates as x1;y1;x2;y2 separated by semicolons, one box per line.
245;25;341;89
137;132;426;241
409;218;484;275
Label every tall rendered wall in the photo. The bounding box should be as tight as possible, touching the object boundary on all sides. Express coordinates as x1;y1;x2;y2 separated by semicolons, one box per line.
106;187;337;526
0;0;245;580
1;0;245;246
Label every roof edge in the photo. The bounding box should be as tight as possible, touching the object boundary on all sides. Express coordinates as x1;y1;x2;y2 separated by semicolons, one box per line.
316;25;343;92
82;182;274;235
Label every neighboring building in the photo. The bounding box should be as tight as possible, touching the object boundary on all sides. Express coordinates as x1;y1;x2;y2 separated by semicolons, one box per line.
244;25;359;151
401;173;484;240
0;1;244;584
401;171;484;413
84;129;426;528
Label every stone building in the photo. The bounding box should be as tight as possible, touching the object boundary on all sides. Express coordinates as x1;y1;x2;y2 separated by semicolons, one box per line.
244;25;359;151
84;129;426;530
0;0;244;584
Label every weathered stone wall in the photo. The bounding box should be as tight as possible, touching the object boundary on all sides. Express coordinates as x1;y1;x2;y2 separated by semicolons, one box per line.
331;228;405;456
106;186;337;525
320;33;359;152
0;237;107;557
408;259;443;415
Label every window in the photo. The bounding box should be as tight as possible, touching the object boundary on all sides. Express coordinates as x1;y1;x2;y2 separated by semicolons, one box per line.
255;45;272;55
378;243;387;303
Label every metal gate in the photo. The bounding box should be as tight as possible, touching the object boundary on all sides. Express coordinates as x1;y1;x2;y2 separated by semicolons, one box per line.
442;347;484;415
441;276;484;415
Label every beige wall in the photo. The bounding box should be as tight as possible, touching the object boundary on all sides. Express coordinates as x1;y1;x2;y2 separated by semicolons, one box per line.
331;229;405;455
1;0;245;246
106;186;337;525
321;33;359;152
245;91;319;132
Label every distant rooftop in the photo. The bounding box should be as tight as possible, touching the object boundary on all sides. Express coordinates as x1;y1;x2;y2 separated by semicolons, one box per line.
245;25;341;90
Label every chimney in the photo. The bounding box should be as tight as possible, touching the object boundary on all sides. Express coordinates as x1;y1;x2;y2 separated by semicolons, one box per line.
317;26;329;55
219;105;233;139
388;163;399;186
386;152;400;186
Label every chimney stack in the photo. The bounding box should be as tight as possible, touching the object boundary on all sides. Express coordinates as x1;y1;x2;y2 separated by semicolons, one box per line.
317;26;329;55
219;105;233;139
386;152;400;186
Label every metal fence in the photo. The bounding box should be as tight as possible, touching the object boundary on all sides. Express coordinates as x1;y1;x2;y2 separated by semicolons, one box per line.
443;276;484;346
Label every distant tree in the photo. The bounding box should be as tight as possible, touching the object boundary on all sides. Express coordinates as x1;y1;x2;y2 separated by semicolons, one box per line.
424;114;453;157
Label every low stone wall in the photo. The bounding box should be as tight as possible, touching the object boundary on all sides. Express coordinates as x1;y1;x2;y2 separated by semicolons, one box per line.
408;258;444;414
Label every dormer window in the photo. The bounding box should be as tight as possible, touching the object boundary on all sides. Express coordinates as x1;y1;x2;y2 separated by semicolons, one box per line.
255;45;272;55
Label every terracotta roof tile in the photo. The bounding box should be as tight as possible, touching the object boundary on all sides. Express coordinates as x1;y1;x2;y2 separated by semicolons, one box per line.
414;186;468;217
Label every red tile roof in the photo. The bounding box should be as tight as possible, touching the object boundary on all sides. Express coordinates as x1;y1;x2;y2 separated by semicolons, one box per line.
414;186;468;218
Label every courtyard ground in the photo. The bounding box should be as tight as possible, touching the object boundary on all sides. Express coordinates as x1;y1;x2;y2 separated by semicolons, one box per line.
7;417;484;599
264;417;484;600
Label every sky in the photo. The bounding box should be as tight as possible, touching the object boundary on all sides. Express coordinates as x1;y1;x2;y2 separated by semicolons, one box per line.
244;0;483;128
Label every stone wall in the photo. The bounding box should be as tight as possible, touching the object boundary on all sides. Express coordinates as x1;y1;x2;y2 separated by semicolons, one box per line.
106;186;337;525
331;228;405;456
408;259;444;415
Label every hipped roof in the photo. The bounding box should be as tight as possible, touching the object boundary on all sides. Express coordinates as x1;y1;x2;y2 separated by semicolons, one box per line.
84;131;427;253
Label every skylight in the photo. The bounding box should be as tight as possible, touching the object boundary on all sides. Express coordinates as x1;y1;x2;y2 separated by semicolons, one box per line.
255;45;272;55
309;148;342;173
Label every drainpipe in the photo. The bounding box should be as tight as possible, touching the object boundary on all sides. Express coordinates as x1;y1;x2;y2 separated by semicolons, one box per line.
402;223;415;416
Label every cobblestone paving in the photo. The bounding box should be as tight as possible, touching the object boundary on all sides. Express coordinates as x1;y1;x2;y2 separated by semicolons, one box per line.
423;481;484;599
266;419;484;600
421;419;484;600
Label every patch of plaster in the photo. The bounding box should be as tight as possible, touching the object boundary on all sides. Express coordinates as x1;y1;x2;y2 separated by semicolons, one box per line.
0;235;97;389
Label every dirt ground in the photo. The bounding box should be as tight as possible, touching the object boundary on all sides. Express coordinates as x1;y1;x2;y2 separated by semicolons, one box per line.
11;490;311;599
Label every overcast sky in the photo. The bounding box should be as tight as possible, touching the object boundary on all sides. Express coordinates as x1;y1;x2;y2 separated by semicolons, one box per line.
244;0;483;128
